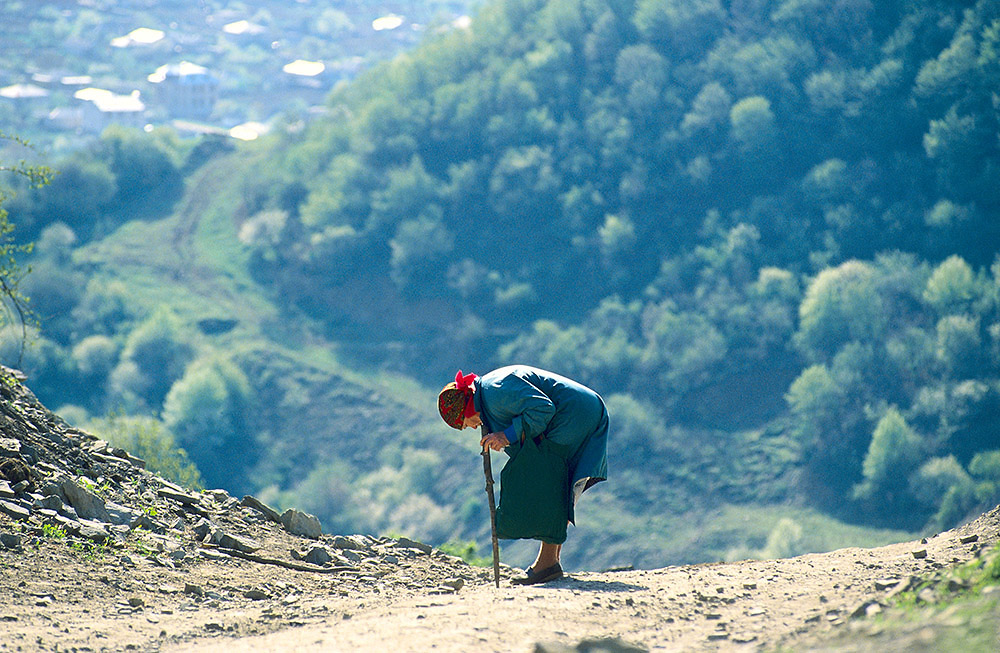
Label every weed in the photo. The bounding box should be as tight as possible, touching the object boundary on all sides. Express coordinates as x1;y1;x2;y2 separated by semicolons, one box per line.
41;523;66;539
439;540;491;567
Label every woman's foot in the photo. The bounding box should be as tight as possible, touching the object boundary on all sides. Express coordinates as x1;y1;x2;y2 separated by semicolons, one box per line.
511;562;564;585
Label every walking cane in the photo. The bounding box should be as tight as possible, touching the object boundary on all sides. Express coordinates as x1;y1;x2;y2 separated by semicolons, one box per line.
481;425;501;588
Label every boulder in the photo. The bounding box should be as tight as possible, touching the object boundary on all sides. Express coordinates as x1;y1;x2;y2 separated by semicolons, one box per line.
61;480;111;523
241;495;281;523
212;530;261;553
280;509;322;539
0;499;30;521
302;545;333;566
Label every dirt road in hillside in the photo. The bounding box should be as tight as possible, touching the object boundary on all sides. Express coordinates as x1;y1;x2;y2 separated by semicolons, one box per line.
166;508;999;653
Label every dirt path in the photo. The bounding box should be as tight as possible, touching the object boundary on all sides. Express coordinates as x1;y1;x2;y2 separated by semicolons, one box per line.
166;508;999;653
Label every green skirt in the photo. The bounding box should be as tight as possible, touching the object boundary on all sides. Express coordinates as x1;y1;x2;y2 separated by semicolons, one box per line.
495;437;571;545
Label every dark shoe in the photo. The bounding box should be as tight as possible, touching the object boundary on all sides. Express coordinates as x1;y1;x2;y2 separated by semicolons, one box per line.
511;562;563;586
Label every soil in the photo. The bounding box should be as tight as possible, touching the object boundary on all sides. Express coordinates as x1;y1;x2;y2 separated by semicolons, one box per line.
1;507;997;652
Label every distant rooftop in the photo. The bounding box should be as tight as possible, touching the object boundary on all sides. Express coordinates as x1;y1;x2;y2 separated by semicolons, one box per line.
147;62;216;85
0;83;49;99
111;27;165;48
73;88;145;113
229;121;270;141
282;60;325;77
223;20;265;36
372;14;405;31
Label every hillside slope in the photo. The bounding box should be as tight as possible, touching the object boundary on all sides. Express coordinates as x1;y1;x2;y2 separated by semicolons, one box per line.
1;367;998;652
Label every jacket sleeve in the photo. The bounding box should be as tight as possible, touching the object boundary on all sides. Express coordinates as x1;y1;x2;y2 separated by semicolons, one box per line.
489;374;556;442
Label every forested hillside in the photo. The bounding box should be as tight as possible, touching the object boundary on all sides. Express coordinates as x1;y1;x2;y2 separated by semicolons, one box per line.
4;0;1000;569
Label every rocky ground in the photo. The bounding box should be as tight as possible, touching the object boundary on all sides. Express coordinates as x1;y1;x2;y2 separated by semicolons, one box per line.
1;366;998;652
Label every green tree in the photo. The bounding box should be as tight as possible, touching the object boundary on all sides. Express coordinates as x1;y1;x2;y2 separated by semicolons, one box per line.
923;255;979;315
162;356;255;493
120;307;196;408
388;208;454;293
853;407;923;503
87;414;203;489
0;133;52;364
795;260;887;360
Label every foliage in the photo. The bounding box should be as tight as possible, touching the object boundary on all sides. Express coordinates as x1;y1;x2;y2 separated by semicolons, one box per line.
0;133;51;365
439;539;492;567
161;355;255;493
85;413;203;490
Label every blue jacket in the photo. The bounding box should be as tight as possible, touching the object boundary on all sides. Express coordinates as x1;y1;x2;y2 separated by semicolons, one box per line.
473;365;609;488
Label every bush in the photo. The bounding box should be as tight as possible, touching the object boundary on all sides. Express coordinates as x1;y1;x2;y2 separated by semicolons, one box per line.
162;356;255;493
87;414;203;489
121;308;196;407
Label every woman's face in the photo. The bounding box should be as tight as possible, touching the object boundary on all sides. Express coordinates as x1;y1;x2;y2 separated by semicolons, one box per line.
462;413;482;430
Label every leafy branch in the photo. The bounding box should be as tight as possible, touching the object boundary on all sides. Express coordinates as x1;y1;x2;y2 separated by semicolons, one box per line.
0;132;51;366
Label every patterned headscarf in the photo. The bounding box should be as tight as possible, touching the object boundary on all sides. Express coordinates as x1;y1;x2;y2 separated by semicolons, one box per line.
437;370;478;429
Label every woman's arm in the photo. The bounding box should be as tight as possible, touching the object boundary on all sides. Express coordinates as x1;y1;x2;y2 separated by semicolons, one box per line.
487;374;556;442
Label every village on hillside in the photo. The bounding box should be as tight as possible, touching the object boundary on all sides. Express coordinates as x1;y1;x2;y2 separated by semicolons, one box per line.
0;1;474;150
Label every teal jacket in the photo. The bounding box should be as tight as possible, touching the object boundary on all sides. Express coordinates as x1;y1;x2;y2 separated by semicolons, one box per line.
473;365;609;489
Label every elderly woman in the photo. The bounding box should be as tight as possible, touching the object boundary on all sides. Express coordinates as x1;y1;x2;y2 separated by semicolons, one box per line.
438;365;609;585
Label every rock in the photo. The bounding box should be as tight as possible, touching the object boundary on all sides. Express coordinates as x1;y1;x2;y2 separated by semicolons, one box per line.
959;534;979;544
1;532;22;549
0;499;30;521
33;494;63;511
340;549;363;563
58;504;79;521
0;458;30;484
130;513;158;532
77;519;109;542
874;578;901;591
157;487;201;506
212;530;260;554
128;597;145;608
332;535;371;552
244;588;269;600
885;576;920;600
105;501;141;526
395;537;432;554
280;509;322;539
193;518;213;539
441;578;464;591
184;583;204;596
911;549;928;559
61;480;111;522
303;545;333;566
850;600;879;619
0;480;13;499
241;495;281;523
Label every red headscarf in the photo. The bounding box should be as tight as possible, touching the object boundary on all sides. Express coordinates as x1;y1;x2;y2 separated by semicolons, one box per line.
437;369;478;429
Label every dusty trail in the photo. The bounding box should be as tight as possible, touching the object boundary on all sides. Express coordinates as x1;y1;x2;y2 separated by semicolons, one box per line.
167;509;998;652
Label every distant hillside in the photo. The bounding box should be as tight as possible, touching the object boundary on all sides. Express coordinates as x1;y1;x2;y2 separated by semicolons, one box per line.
3;0;999;571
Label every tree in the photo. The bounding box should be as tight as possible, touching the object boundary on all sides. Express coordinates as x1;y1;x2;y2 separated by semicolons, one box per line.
853;407;922;504
0;133;52;365
923;255;978;315
162;356;255;493
87;414;203;489
120;307;196;408
795;260;887;360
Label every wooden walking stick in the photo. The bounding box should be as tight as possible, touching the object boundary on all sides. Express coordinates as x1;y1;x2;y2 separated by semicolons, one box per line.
481;425;501;588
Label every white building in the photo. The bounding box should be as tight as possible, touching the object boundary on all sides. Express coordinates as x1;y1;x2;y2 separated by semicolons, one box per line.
147;61;219;120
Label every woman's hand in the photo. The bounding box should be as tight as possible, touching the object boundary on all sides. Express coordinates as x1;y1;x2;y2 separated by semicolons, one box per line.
480;431;510;452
